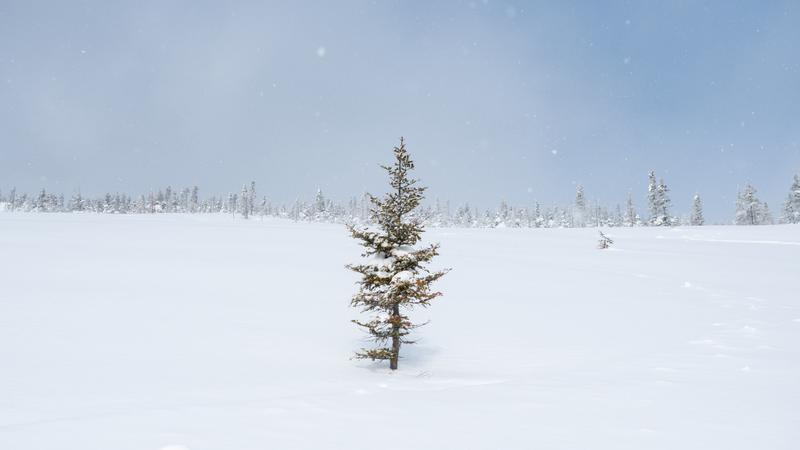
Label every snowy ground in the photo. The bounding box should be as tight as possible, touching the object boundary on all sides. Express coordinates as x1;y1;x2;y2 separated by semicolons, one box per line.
1;213;798;450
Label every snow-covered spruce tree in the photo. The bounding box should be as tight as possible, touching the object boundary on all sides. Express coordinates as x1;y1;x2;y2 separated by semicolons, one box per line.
248;181;257;217
656;178;672;225
647;171;672;226
782;174;800;224
347;137;448;370
624;193;637;227
574;185;587;227
647;171;659;225
735;183;769;225
239;185;250;219
70;190;84;212
690;194;704;226
190;186;199;213
597;231;614;249
314;189;329;221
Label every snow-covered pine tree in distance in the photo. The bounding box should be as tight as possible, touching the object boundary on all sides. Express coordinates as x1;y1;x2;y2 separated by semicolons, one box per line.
735;183;771;225
574;185;587;227
647;171;672;226
240;184;249;219
623;193;637;227
597;231;614;249
690;194;704;226
346;137;449;370
782;174;800;224
647;171;657;223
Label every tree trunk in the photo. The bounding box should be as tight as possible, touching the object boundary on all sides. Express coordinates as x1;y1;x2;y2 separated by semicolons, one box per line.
390;305;401;370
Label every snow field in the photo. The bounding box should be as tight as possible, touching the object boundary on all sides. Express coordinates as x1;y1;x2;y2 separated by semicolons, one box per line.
0;213;798;449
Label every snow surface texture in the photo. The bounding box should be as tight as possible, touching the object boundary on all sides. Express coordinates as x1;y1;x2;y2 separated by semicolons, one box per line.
1;214;798;450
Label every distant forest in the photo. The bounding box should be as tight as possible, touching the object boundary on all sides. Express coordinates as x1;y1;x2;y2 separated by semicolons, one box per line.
2;173;799;227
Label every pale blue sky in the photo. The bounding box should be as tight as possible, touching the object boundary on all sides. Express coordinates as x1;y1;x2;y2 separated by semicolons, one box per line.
1;1;798;221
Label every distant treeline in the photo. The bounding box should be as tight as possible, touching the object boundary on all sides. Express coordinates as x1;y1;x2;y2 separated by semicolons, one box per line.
2;172;799;227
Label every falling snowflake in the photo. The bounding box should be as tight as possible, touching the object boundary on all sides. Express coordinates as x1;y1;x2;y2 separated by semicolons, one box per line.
316;46;326;57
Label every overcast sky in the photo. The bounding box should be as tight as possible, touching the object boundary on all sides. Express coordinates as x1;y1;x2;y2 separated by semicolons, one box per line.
1;1;798;221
